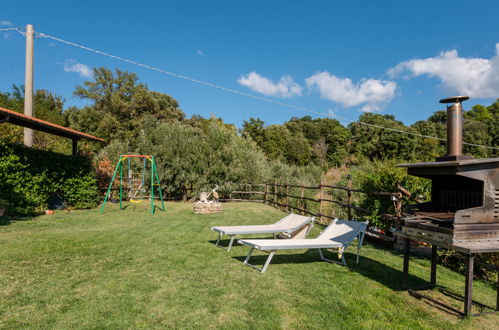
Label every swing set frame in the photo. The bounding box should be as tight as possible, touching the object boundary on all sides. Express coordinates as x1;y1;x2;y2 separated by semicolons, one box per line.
100;155;165;215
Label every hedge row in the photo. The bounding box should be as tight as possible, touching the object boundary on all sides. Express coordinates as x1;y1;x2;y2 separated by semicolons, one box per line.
0;141;99;216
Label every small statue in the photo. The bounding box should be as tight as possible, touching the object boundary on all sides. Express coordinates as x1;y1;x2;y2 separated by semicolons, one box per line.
199;185;219;203
212;185;219;202
199;192;209;203
194;185;221;214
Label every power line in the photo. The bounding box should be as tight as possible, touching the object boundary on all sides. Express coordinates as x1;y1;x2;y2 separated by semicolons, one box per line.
3;29;498;150
0;27;21;32
37;32;325;117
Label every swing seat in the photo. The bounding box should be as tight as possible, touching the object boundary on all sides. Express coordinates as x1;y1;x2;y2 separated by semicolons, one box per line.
130;199;143;204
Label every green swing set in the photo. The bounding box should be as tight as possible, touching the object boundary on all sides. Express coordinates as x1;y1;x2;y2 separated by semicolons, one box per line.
100;155;165;215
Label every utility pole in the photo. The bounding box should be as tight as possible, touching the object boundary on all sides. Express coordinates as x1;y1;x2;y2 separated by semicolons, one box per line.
24;24;34;147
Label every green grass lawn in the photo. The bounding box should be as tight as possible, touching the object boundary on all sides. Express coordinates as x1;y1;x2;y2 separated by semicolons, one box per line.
0;202;497;329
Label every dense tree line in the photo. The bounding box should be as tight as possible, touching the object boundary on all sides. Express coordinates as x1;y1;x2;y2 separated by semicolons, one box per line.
242;116;351;167
244;105;497;167
0;68;323;200
0;67;497;201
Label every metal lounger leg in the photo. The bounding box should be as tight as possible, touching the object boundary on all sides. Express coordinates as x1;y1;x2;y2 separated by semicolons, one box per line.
227;236;235;251
243;248;276;273
305;222;314;237
215;232;222;247
318;248;333;262
319;248;346;266
215;233;236;252
244;247;255;265
356;231;366;263
261;251;275;273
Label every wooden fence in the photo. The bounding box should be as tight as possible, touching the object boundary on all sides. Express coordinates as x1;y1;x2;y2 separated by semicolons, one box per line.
224;178;403;228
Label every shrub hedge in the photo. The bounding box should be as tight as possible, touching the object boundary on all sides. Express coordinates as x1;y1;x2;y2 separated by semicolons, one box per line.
349;159;431;231
0;141;99;216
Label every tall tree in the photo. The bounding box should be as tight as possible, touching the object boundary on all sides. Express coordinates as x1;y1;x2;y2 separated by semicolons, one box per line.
0;86;69;152
349;113;417;161
410;120;445;161
465;100;499;157
242;117;265;145
285;116;351;166
70;67;185;143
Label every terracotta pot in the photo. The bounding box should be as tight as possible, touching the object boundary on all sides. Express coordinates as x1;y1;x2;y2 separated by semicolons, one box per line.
45;210;54;215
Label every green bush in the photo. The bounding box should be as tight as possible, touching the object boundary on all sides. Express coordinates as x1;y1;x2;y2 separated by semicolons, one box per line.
0;141;99;215
349;159;431;231
95;121;324;202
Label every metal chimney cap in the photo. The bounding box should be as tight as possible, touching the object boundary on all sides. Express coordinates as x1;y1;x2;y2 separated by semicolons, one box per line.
439;96;469;104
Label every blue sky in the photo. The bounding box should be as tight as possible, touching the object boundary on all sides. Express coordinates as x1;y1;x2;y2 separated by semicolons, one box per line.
1;1;498;128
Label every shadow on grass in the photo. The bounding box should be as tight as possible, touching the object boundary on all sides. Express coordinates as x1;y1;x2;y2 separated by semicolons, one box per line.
232;249;325;265
102;203;163;213
209;231;435;291
228;248;429;290
349;253;430;291
0;215;36;226
208;237;277;250
221;237;496;317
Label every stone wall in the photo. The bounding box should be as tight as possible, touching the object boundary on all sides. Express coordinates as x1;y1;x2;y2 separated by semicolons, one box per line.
193;201;222;214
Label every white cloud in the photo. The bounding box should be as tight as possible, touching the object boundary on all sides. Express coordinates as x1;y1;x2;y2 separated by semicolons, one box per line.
238;72;302;98
64;59;93;78
0;20;12;26
327;108;336;117
196;49;203;56
388;44;499;98
306;71;397;112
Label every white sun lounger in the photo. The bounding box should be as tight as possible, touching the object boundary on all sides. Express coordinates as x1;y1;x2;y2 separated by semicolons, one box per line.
238;219;369;273
211;213;315;251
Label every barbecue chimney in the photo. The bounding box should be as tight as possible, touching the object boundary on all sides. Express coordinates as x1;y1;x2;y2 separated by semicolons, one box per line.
436;96;473;161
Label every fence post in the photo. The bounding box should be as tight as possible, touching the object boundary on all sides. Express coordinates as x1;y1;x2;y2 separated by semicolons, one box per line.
393;189;403;229
319;178;324;224
274;180;277;208
394;193;402;217
347;174;352;220
285;181;289;212
264;183;268;204
300;182;305;215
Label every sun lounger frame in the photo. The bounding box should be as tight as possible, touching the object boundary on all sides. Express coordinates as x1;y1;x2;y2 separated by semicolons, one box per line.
239;219;368;273
211;214;315;252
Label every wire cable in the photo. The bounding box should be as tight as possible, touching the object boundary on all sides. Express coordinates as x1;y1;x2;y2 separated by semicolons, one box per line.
37;32;325;118
0;27;21;32
8;30;498;150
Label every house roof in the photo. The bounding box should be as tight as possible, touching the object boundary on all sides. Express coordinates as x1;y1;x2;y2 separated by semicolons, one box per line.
0;106;105;143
